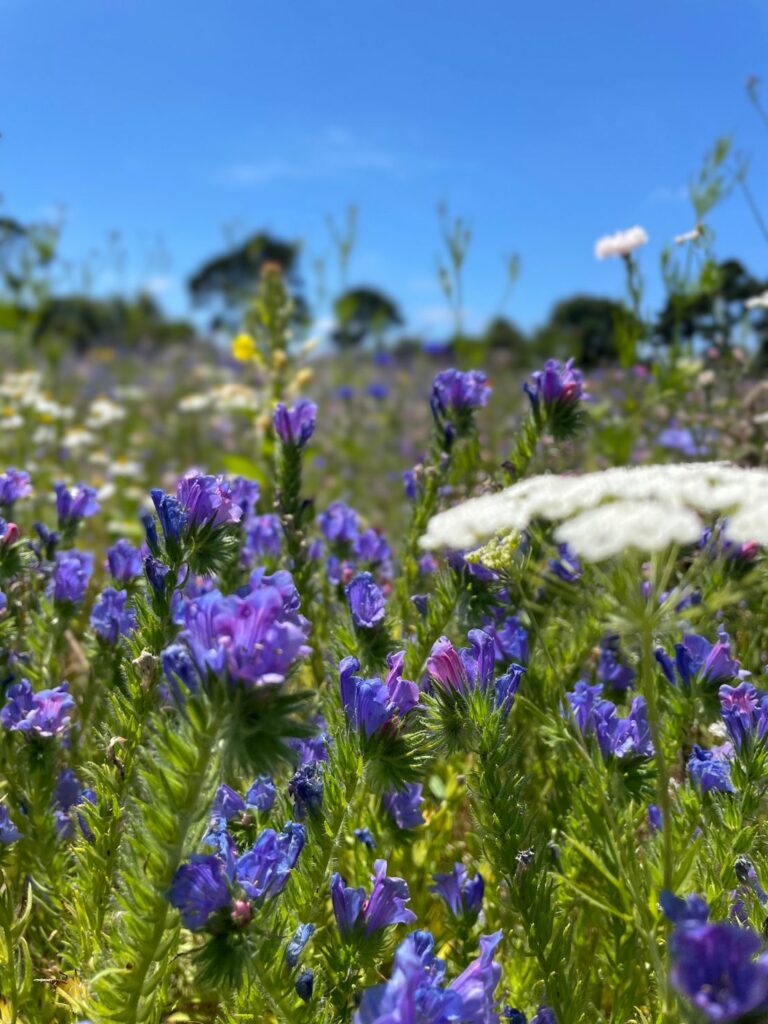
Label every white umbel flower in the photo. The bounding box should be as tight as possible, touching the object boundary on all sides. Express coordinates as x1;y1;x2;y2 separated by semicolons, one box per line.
746;290;768;310
420;463;768;560
594;226;649;260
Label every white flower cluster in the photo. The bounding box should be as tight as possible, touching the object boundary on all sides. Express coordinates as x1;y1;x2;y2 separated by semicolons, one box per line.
420;463;768;562
746;290;768;311
594;225;649;260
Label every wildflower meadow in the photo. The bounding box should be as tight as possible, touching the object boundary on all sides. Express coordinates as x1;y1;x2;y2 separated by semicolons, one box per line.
4;13;768;1022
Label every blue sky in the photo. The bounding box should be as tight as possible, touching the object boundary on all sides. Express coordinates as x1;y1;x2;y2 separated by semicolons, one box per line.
2;0;768;336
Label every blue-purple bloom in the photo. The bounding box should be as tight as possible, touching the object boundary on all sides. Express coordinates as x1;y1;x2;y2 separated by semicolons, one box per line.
565;682;653;760
669;920;768;1021
273;399;317;448
289;761;324;819
0;803;21;844
2;679;75;737
176;473;243;529
719;682;768;751
0;468;31;509
211;784;247;822
354;827;377;850
331;859;416;937
106;538;143;582
675;631;741;688
524;359;584;411
286;922;315;967
431;369;491;416
235;821;306;900
52;549;93;603
319;501;359;544
549;544;582;583
597;636;635;690
449;930;503;1023
172;572;310;688
55;482;100;528
659;891;709;927
167;854;232;931
245;775;276;812
431;863;484;919
688;744;735;794
244;514;283;560
90;588;137;643
346;572;386;630
339;652;419;737
383;783;425;830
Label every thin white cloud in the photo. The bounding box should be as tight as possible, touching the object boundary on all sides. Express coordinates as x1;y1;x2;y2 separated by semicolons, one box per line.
647;184;689;204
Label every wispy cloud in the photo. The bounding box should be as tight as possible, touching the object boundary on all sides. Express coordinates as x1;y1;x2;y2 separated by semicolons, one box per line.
647;184;689;204
218;126;448;187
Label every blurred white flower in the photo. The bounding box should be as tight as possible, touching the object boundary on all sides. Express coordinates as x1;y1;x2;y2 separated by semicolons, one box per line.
594;226;649;260
674;226;702;245
746;290;768;310
420;463;768;560
63;427;96;451
0;414;23;432
86;397;126;429
178;393;211;413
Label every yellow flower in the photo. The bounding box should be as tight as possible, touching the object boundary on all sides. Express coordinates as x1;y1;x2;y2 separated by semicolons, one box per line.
232;333;257;362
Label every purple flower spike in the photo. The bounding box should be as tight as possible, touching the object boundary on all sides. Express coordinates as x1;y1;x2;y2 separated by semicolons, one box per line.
670;920;768;1021
431;863;485;919
90;588;137;643
0;469;31;509
2;679;75;737
449;930;503;1022
383;783;425;830
525;359;584;410
107;539;143;582
363;859;417;934
273;399;317;448
346;572;386;630
52;549;93;603
176;473;243;529
431;369;491;415
55;482;100;528
167;854;232;931
235;821;306;901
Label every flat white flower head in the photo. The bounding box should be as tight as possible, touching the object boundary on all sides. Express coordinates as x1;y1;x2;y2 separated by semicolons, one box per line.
594;226;649;260
746;290;768;310
420;463;768;561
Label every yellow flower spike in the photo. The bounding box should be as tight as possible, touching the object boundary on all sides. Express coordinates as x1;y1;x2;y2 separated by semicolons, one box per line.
232;333;257;362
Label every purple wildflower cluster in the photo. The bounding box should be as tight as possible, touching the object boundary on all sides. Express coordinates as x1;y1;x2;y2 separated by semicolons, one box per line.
655;630;741;689
331;858;416;937
566;682;653;760
427;629;526;717
340;651;420;737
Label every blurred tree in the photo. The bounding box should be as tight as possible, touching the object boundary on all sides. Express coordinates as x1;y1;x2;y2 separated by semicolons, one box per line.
482;316;528;358
32;292;193;353
0;213;59;336
654;258;767;351
331;286;403;349
533;295;635;367
188;231;305;329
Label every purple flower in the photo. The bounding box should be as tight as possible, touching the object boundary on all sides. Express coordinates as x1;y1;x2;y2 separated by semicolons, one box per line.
489;615;529;665
719;682;768;751
448;930;503;1023
427;629;496;696
245;514;283;559
229;475;261;518
525;359;584;410
339;653;419;737
0;468;31;509
531;1009;557;1024
245;775;276;812
2;679;75;737
688;744;735;794
173;574;310;688
235;821;305;901
273;399;317;448
670;920;768;1021
566;683;653;760
319;501;359;544
55;482;100;528
383;784;425;830
431;863;484;919
211;784;247;822
0;804;21;844
52;549;93;603
353;528;392;568
145;556;171;599
167;854;232;930
354;827;377;850
431;369;491;416
659;890;710;926
289;761;324;819
597;636;635;690
286;922;315;967
648;804;663;833
176;473;243;529
106;539;142;582
346;572;386;630
495;664;526;718
150;489;187;543
677;631;741;688
332;859;416;937
549;544;582;583
90;588;137;643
